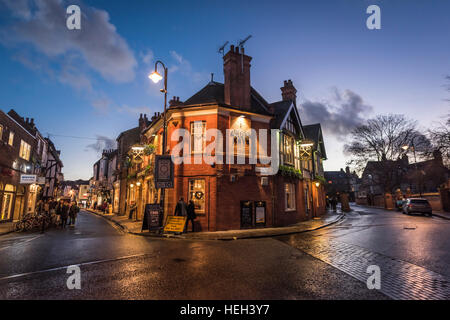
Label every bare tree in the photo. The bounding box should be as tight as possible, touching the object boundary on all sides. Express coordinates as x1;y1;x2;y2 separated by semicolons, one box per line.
345;114;430;192
428;115;450;166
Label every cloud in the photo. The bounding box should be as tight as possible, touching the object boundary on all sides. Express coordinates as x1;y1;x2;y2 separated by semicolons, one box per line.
1;0;31;19
1;0;137;83
117;105;152;116
169;50;208;83
85;135;116;154
140;49;154;66
91;98;111;114
300;89;373;138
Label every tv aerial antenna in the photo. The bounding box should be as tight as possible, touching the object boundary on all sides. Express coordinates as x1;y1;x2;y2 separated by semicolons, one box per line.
218;41;229;57
237;35;252;73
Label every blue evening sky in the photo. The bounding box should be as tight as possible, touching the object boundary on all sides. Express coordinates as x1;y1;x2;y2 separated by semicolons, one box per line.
0;0;449;180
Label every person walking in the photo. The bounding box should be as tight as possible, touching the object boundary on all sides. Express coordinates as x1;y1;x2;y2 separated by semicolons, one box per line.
58;201;69;229
186;200;197;232
174;197;187;217
331;196;337;212
68;202;80;227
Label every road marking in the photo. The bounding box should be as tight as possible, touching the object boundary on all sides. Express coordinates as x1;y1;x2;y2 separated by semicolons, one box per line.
0;252;153;281
0;234;43;252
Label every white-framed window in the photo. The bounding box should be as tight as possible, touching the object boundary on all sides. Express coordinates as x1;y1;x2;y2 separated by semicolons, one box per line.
285;183;296;211
8;131;14;146
189;179;205;214
190;121;206;154
19;140;31;161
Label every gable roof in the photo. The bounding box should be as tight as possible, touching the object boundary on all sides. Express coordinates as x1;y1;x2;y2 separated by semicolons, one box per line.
183;81;224;106
303;123;327;159
269;100;292;129
181;81;272;116
116;126;140;142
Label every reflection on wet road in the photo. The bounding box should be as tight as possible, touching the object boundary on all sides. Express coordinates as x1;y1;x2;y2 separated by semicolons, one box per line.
277;205;450;300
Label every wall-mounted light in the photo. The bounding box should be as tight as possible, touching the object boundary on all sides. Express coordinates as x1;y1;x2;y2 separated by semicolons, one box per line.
315;182;320;188
136;182;141;187
130;184;134;188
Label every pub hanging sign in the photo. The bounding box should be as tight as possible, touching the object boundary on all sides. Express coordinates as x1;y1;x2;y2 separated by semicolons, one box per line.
155;155;174;189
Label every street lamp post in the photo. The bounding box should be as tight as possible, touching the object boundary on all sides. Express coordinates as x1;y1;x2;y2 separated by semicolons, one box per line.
149;61;169;218
402;137;422;197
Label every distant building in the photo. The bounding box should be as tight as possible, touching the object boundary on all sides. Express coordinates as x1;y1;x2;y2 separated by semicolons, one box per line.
357;151;449;207
325;167;360;201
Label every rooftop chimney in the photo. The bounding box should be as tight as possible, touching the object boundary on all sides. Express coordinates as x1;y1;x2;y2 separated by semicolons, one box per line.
169;96;183;107
281;80;297;104
223;45;252;111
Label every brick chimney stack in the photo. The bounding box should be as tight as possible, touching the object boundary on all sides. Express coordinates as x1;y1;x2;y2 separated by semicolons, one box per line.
223;45;252;111
281;80;297;103
169;96;183;107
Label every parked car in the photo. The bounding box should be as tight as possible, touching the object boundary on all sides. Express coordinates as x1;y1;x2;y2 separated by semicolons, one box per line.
402;198;432;216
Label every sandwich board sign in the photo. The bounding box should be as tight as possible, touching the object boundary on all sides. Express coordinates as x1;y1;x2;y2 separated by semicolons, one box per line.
163;216;187;234
142;204;161;232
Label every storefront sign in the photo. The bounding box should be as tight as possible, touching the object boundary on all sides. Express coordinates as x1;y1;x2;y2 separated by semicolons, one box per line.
20;174;37;184
163;216;187;233
155;155;174;189
142;204;161;231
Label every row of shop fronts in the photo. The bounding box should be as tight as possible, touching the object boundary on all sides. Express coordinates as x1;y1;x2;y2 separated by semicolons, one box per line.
1;109;64;224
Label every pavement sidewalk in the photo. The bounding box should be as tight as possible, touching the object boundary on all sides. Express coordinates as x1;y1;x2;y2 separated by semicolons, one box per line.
86;209;344;240
0;221;15;236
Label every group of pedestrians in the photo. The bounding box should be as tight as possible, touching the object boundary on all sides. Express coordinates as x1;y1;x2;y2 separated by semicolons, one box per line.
56;200;80;228
174;197;197;232
36;199;80;230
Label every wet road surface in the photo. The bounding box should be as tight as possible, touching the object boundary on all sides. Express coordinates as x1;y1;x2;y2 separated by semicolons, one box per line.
0;207;448;299
277;204;450;299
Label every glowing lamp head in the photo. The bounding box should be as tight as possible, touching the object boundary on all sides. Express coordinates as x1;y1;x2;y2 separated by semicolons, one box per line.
149;71;163;83
315;182;320;188
401;145;409;151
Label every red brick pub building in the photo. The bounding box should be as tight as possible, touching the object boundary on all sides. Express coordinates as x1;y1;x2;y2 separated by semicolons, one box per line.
127;46;327;232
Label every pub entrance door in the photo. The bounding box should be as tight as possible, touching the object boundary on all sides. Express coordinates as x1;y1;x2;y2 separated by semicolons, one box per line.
240;200;253;229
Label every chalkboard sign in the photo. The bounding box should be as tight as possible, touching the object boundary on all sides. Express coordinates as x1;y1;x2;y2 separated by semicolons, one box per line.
142;204;161;231
240;201;253;228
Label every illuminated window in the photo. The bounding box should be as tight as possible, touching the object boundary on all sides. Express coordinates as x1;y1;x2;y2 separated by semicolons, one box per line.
8;131;14;146
283;135;294;164
190;121;206;154
189;179;205;214
0;125;3;141
19;140;31;161
285;183;296;211
294;143;301;170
